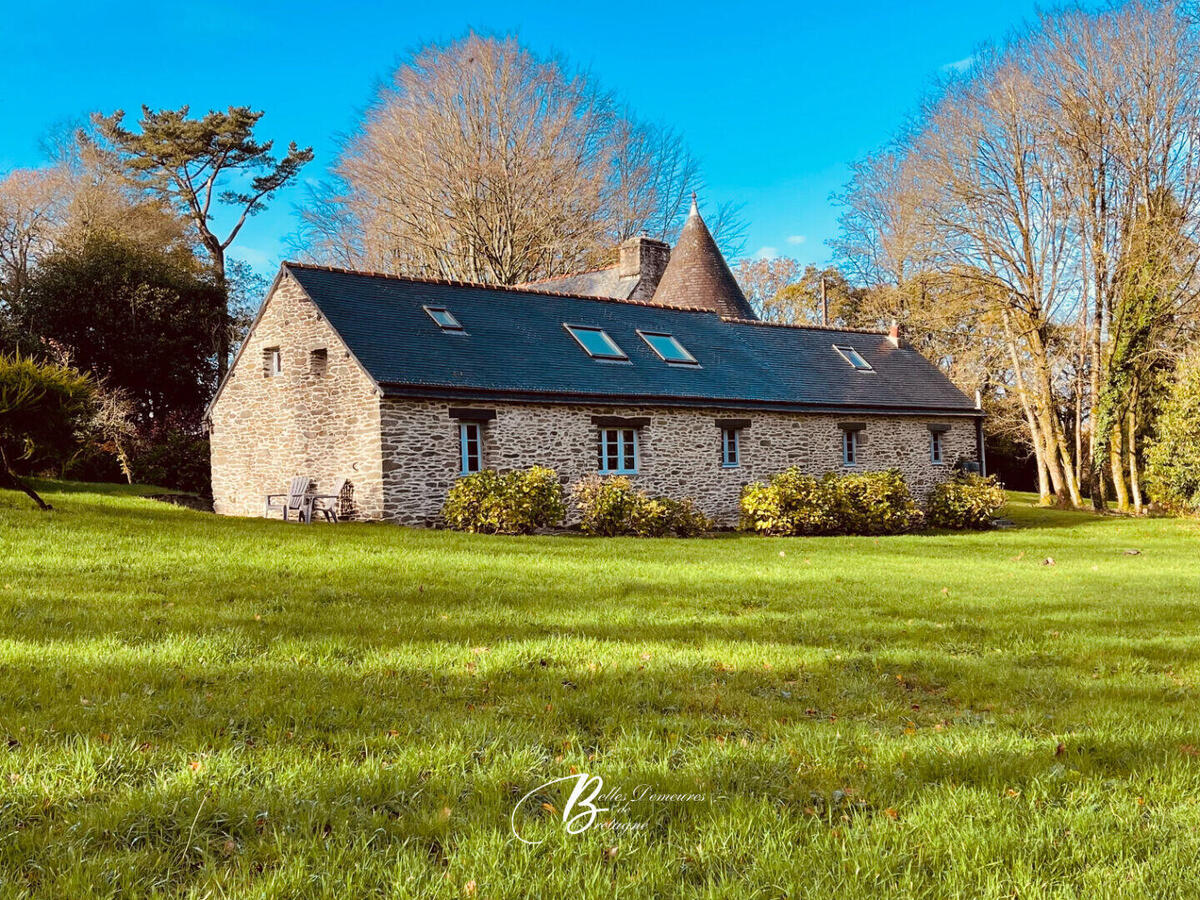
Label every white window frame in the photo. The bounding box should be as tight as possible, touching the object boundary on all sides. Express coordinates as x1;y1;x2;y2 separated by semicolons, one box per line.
459;421;483;475
721;427;740;467
265;347;282;377
597;427;638;474
930;429;945;465
842;429;859;466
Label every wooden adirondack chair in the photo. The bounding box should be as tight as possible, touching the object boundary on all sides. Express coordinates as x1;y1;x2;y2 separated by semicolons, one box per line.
265;476;312;521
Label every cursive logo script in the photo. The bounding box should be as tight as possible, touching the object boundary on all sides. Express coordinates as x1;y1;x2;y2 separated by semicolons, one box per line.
510;773;711;844
511;774;608;845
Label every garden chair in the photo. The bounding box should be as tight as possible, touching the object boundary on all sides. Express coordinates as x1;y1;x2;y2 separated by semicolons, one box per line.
305;479;346;524
265;476;311;521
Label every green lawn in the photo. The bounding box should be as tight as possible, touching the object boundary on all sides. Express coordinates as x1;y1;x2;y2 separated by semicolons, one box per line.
2;481;1200;898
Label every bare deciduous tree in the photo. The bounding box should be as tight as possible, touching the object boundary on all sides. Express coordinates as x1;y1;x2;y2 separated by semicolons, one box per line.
834;1;1200;508
294;34;733;282
0;167;69;311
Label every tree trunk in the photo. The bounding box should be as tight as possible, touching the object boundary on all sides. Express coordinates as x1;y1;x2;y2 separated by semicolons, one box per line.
1004;312;1054;504
210;244;230;383
0;445;52;511
1027;410;1051;502
1087;299;1106;510
1109;423;1130;512
1127;404;1143;516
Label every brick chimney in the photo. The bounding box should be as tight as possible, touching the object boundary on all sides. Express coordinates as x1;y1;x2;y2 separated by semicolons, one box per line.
888;319;901;347
618;235;671;302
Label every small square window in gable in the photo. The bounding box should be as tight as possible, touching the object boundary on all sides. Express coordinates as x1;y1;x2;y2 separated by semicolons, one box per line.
263;347;281;377
310;348;328;376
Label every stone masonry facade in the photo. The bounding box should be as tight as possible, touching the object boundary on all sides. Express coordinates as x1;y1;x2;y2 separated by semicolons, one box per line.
210;277;978;526
380;400;977;527
209;274;384;519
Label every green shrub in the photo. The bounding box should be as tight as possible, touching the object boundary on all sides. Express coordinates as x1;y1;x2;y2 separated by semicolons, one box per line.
833;469;923;535
442;466;565;534
0;353;95;509
926;473;1007;529
501;466;567;533
1145;352;1200;514
740;468;920;536
572;476;713;537
571;475;641;536
739;469;838;536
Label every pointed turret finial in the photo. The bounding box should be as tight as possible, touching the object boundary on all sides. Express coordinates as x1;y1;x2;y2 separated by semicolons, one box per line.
651;190;757;320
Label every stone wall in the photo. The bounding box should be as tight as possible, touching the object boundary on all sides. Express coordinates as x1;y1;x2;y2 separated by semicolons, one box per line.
208;274;384;519
380;399;980;527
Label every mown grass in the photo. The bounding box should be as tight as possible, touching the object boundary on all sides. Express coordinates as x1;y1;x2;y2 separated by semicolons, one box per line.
1;480;1199;898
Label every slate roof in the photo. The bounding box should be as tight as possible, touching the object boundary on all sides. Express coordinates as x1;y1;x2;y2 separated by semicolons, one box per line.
519;266;639;300
281;263;980;416
651;199;757;319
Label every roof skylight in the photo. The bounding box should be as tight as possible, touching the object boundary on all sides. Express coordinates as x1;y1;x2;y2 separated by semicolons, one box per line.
425;306;464;331
565;324;627;360
834;345;873;371
638;331;698;365
633;331;700;367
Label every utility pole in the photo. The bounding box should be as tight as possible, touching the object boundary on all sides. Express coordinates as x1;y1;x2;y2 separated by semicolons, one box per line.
820;275;828;326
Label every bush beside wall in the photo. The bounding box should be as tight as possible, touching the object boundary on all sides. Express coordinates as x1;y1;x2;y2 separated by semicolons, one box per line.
442;466;566;534
926;473;1007;529
740;468;923;536
571;475;713;537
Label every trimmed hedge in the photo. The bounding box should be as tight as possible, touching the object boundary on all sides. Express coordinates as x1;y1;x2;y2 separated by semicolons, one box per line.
571;475;713;537
442;466;565;534
740;468;922;536
926;473;1007;529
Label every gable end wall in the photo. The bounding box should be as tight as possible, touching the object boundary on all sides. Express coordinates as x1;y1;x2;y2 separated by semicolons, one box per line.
208;275;383;519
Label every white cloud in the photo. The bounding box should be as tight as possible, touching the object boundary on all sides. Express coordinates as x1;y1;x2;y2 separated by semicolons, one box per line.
785;235;807;246
940;56;975;74
754;246;779;260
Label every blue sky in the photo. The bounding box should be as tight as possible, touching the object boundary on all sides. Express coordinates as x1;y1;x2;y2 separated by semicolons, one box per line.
0;0;1051;275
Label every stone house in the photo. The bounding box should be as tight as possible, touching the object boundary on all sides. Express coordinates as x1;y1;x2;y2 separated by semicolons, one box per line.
207;202;984;525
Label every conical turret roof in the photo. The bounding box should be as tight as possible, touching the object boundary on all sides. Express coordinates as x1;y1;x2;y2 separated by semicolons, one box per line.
651;196;757;320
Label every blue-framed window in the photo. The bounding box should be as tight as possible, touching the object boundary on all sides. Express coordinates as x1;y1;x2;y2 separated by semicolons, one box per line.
598;427;638;474
459;422;483;474
842;429;859;466
930;429;945;464
721;427;740;467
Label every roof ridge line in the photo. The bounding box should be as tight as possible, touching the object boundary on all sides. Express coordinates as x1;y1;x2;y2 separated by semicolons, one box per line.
282;261;718;316
720;316;889;336
516;265;623;286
